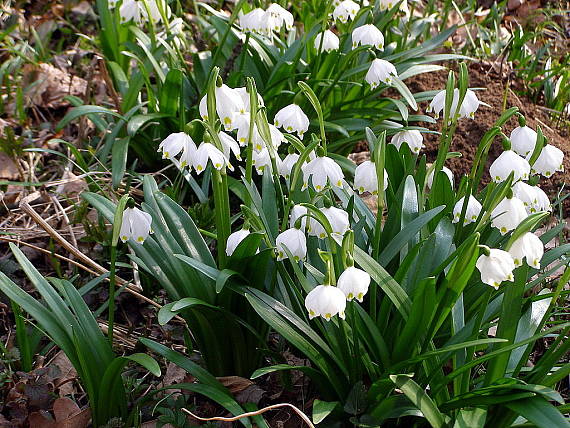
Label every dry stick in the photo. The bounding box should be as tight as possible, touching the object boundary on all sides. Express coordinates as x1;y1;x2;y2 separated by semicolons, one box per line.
182;403;315;428
18;193;185;323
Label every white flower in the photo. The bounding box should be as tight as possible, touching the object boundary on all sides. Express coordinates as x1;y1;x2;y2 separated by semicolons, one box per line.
512;182;551;213
337;266;370;302
489;150;530;183
309;206;349;239
305;285;346;320
510;126;537;157
289;205;308;229
274;104;310;139
352;24;384;50
140;0;171;23
199;95;208;120
218;132;241;164
332;0;360;23
390;130;424;154
266;3;294;30
120;207;152;244
491;197;528;235
215;84;245;131
509;232;544;269
302;156;344;191
226;229;250;256
314;30;340;52
240;8;266;33
276;228;307;261
193;143;227;173
366;59;398;89
452;195;482;224
427;166;453;189
119;0;141;23
278;153;301;179
256;124;286;152
427;88;480;120
476;248;515;289
158;132;196;161
252;147;272;174
354;161;388;195
531;144;564;178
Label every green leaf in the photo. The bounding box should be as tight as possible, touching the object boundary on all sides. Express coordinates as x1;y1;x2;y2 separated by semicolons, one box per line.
504;397;570;428
127;113;169;136
111;138;130;189
453;408;487;428
313;399;340;424
125;353;161;376
57;105;124;131
390;374;446;428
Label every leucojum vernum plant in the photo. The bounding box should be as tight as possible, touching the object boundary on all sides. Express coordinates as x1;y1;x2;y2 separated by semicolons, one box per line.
1;0;569;427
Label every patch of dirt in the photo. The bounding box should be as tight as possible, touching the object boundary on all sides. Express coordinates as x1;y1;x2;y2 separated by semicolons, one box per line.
408;62;569;214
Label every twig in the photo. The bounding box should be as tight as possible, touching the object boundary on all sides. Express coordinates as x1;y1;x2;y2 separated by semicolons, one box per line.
182;403;315;427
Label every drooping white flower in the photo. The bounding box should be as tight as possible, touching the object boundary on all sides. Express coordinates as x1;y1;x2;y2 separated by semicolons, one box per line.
120;207;152;244
226;229;250;256
512;182;551;214
278;153;300;179
218;132;241;162
305;285;346;320
266;3;294;30
509;232;544;269
276;228;307;261
215;84;245;131
378;0;408;11
255;124;286;152
354;161;388;195
452;195;482;224
193;143;227;173
352;24;384;50
321;206;350;238
119;0;141;23
510;126;537;157
199;95;208;120
140;0;171;23
531;144;564;178
332;0;360;23
252;147;272;174
491;197;528;235
427;166;454;189
337;266;370;302
302;156;344;191
274;104;310;139
289;205;308;229
365;58;398;88
240;8;266;33
427;88;480;120
489;150;530;183
390;129;424;154
476;248;515;289
234;87;264;113
314;30;340;52
158;132;196;161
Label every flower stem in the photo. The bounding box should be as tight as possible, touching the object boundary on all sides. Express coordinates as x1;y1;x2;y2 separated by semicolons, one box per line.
108;244;117;346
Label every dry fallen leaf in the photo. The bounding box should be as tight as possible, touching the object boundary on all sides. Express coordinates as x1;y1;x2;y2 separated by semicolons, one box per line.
50;351;78;397
0;152;19;181
27;398;91;428
22;63;87;109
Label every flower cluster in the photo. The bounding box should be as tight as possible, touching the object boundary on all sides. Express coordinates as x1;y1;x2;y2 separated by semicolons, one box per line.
239;4;293;36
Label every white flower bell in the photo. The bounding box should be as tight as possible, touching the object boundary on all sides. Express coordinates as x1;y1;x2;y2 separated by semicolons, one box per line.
337;266;371;302
119;0;141;23
274;104;310;139
215;84;245;131
266;3;294;30
226;229;251;256
158;132;196;161
510;126;537;156
491;197;528;235
365;59;397;88
476;248;515;289
427;88;480;120
352;24;384;50
199;95;208;120
427;166;453;189
218;132;241;162
278;153;301;179
354;161;388;195
314;30;340;52
390;130;424;154
531;144;564;178
452;195;482;225
323;206;350;238
193;143;227;173
276;228;307;261
240;8;266;33
289;205;308;229
332;0;360;23
489;150;530;183
512;182;551;214
252;147;272;174
305;285;346;320
120;207;152;244
509;232;544;269
140;0;171;23
302;156;344;191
